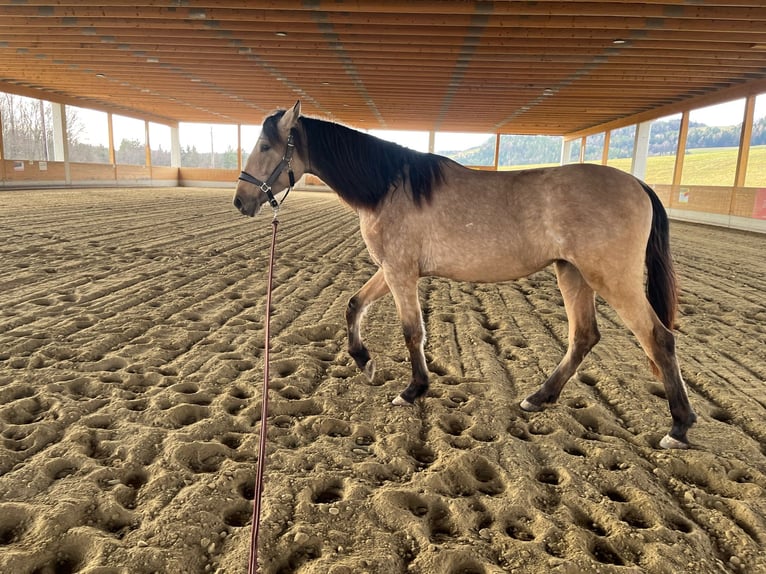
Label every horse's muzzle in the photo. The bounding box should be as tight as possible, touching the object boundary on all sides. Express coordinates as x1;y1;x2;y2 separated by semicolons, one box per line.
233;190;259;217
233;195;248;216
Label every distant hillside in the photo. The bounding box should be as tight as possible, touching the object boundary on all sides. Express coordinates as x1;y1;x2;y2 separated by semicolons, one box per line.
442;117;766;166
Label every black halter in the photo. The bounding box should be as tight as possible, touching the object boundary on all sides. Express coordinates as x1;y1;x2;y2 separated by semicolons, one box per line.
238;130;297;210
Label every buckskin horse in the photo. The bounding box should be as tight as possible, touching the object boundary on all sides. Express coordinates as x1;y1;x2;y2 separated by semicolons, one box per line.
233;101;696;449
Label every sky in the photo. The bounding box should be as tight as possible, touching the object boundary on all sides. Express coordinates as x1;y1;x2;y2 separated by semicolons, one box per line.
689;98;762;126
69;97;764;153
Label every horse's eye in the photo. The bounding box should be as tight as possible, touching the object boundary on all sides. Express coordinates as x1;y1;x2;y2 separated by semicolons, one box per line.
260;143;271;152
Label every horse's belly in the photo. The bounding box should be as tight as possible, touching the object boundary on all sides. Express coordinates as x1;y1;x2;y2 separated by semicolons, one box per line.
422;245;550;282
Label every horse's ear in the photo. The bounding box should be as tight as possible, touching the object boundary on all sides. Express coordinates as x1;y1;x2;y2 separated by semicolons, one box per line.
278;100;301;132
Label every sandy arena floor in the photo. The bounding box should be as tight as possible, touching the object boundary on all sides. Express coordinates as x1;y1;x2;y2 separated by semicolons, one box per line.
0;187;764;574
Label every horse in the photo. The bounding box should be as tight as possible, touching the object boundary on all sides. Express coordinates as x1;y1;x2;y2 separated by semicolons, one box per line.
233;101;697;449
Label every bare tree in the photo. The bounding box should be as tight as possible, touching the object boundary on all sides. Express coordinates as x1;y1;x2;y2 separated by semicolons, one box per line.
0;92;54;160
0;92;92;161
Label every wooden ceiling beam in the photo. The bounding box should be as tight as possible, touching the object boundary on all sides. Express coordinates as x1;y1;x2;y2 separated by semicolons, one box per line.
0;80;180;125
1;46;753;68
6;0;764;12
4;45;765;64
7;65;756;87
4;36;765;60
5;22;766;47
564;76;766;139
5;4;766;23
7;62;752;87
8;34;766;54
3;7;766;32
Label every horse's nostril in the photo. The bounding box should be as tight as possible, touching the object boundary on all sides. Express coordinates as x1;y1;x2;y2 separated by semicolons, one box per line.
233;196;243;209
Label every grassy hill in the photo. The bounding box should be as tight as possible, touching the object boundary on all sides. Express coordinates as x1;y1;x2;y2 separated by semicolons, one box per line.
448;117;765;164
498;145;766;187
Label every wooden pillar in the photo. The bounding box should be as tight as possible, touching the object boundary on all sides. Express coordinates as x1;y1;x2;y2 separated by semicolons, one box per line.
107;113;116;165
493;134;500;170
579;136;586;163
672;111;690;187
601;130;610;165
734;95;756;188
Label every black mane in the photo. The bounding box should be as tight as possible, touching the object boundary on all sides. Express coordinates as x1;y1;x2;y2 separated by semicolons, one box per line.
262;111;446;209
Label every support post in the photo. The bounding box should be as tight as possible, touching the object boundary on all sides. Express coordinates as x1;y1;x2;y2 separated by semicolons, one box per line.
51;103;67;162
560;139;572;165
171;125;181;168
0;107;5;183
237;124;243;173
145;121;152;168
672;111;690;188
631;121;652;180
51;102;70;183
107;113;116;165
601;130;610;165
734;95;756;188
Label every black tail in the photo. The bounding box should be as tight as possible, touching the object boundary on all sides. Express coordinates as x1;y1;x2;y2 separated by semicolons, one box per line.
640;181;678;330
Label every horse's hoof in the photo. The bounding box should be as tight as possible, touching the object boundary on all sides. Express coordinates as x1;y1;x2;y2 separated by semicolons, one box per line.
363;360;376;382
392;394;413;406
659;434;690;450
520;398;542;412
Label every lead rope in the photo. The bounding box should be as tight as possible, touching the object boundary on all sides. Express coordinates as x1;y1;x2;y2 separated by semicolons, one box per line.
248;210;279;574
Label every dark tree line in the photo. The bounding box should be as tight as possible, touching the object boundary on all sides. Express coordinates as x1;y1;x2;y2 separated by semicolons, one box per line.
443;117;766;166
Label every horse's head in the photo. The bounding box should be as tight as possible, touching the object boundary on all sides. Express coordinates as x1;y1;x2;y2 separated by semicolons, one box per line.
234;100;305;217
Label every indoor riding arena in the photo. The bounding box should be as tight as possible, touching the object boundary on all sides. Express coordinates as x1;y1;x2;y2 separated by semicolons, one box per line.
1;4;765;574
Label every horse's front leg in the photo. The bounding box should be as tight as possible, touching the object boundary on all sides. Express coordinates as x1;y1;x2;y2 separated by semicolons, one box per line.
384;270;429;405
347;268;390;382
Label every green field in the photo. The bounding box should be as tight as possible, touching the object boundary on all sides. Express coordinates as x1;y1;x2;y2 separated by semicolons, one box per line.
500;145;766;188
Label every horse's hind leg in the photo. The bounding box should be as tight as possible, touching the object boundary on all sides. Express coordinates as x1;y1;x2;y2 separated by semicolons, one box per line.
598;284;696;448
521;261;600;411
347;268;390;381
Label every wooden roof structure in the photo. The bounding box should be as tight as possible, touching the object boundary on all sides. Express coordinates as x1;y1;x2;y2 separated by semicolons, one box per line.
1;1;766;136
